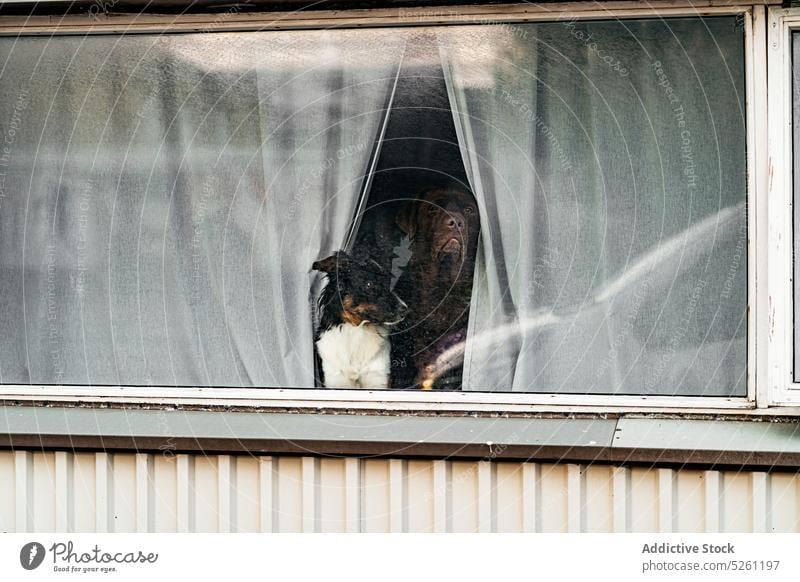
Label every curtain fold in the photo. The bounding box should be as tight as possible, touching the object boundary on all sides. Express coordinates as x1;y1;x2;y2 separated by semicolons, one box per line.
438;17;748;395
0;30;406;387
252;29;407;387
439;50;523;391
254;29;407;387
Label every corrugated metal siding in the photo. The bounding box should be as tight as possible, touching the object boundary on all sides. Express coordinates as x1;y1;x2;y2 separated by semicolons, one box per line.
1;451;798;533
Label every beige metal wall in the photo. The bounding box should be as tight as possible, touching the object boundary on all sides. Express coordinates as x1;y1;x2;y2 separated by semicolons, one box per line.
0;451;798;533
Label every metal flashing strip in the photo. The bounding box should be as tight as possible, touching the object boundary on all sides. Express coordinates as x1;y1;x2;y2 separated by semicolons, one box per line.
1;406;799;469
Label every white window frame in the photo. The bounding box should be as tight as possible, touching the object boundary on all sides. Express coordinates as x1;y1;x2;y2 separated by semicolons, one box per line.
767;5;800;407
0;0;778;414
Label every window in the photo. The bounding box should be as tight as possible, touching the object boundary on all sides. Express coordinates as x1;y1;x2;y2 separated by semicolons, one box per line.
0;3;770;410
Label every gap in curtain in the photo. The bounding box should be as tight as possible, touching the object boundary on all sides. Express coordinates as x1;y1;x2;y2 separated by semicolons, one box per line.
350;30;477;390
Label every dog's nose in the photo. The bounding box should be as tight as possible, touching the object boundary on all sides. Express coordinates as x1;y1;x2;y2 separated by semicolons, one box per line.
447;216;464;230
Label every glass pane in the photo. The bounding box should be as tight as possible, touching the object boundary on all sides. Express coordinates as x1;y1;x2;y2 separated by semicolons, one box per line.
437;16;747;395
0;30;406;387
0;18;747;395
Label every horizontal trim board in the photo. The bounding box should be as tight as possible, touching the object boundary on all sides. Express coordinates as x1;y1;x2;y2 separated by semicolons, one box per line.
0;406;618;446
0;1;760;33
0;0;781;4
0;384;758;415
3;435;800;471
1;406;799;468
615;418;800;452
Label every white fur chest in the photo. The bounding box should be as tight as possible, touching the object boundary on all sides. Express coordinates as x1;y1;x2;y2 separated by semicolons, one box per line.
316;324;390;389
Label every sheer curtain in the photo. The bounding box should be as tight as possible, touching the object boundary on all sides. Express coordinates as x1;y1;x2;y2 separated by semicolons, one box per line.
438;17;748;395
255;30;404;387
0;30;405;387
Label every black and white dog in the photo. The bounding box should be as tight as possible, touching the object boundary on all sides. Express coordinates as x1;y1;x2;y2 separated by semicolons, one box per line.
312;251;408;389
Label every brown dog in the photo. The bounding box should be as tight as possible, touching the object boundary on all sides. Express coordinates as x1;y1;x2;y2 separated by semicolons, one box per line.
393;187;480;389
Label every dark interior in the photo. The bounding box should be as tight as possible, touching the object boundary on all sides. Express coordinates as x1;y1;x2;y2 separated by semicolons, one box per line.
352;33;474;390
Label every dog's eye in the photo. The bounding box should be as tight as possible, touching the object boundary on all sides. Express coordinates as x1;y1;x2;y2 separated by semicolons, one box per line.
427;206;439;215
464;206;475;215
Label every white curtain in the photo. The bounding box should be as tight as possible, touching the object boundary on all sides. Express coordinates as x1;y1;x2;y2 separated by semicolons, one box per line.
438;17;748;395
253;29;405;387
0;30;405;387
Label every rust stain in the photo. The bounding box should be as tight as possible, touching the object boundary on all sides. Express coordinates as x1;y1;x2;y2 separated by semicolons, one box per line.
768;295;775;342
768;159;774;192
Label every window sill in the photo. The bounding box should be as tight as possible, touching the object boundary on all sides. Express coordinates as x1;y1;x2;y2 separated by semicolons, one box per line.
0;385;763;414
1;404;799;470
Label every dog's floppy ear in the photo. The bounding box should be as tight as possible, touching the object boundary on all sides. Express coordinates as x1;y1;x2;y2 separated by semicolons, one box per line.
312;251;349;274
396;200;418;239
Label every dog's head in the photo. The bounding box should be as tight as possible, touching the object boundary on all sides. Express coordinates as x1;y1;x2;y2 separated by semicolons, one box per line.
396;187;479;279
313;250;409;327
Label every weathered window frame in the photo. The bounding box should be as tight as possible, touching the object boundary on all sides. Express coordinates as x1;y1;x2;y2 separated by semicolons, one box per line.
0;0;779;415
767;5;800;407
